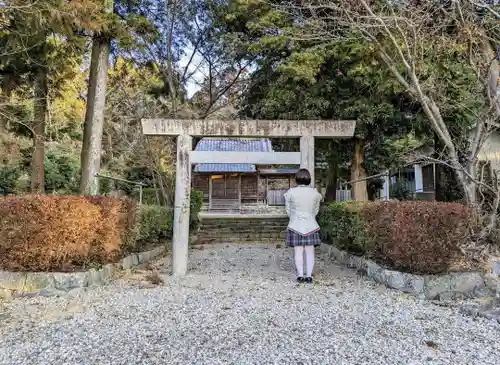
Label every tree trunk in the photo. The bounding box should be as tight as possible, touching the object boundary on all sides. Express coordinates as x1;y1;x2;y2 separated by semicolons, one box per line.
152;171;161;206
31;69;48;193
0;79;13;132
324;168;337;202
165;0;178;114
433;132;465;203
79;35;111;195
351;138;368;201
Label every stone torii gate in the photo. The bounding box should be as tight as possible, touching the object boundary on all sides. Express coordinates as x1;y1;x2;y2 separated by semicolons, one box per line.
141;119;356;276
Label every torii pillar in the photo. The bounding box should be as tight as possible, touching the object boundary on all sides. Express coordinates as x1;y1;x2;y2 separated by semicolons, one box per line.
300;135;315;187
142;119;356;276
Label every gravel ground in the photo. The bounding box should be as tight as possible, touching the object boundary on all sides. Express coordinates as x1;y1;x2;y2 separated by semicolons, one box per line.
1;243;499;365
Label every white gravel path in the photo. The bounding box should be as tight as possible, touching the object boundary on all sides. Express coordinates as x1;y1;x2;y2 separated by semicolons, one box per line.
1;243;499;365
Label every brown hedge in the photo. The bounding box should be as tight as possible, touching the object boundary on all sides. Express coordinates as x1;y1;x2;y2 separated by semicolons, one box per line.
0;195;137;272
319;200;479;275
362;201;478;274
84;196;138;253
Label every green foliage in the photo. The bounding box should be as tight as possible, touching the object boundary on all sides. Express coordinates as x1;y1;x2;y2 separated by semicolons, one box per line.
224;0;427;177
223;0;492;187
122;166;154;193
135;189;203;249
136;187;161;205
279;51;325;83
190;189;204;229
136;205;173;244
390;181;414;201
97;173;113;195
317;202;371;255
0;165;21;195
44;149;80;194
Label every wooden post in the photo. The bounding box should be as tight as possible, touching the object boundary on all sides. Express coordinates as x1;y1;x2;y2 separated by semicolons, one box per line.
382;170;390;201
414;164;423;193
224;173;227;197
172;134;192;276
208;175;212;210
300;135;315;187
265;176;268;204
238;174;242;205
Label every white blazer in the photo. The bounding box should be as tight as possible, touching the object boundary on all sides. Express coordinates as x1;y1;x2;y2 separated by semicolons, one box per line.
283;185;322;235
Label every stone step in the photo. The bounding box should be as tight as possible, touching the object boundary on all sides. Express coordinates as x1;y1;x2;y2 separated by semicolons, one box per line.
199;227;286;233
197;236;285;241
200;225;287;231
200;220;288;226
196;236;285;243
197;230;286;237
196;217;288;244
200;223;288;228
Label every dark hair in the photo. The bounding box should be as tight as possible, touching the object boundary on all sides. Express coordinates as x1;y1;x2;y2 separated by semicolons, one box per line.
295;168;311;186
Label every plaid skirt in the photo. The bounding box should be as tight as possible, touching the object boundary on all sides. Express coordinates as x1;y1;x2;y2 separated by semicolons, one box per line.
285;229;322;247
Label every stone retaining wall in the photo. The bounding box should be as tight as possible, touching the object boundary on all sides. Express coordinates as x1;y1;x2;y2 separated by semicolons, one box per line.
197;216;288;243
319;244;499;300
0;246;166;299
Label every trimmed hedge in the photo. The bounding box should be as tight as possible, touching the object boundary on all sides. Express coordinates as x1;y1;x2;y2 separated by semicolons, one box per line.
0;191;203;272
136;189;203;245
0;195;125;271
190;189;203;230
134;204;173;249
318;201;478;275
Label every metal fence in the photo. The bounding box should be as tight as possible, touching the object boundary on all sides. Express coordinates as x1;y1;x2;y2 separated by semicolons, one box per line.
336;189;352;202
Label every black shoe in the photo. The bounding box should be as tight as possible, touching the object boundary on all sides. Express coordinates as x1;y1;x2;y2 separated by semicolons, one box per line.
305;277;313;284
297;277;305;283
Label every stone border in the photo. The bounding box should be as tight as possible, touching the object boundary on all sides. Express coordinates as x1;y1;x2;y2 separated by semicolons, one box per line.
459;298;500;323
0;246;166;299
319;244;499;300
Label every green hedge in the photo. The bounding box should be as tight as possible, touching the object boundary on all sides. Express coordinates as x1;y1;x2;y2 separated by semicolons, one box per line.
317;201;371;255
136;205;173;243
134;189;203;250
190;189;203;229
318;200;478;275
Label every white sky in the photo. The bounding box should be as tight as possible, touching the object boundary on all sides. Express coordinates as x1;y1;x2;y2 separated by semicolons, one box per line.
178;46;257;98
179;48;204;98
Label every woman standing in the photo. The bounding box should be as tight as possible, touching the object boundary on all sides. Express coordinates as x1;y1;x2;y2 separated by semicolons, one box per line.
284;168;323;284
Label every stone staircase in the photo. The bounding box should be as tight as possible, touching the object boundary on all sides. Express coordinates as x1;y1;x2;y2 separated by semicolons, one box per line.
195;215;288;244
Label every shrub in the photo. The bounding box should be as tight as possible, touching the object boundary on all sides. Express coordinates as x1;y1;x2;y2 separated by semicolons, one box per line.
0;190;204;272
0;195;119;271
134;189;202;245
131;187;161;205
318;200;478;274
84;196;138;253
129;187;171;206
389;181;414;200
0;165;21;195
136;205;173;245
44;150;80;194
317;201;370;255
190;189;203;229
